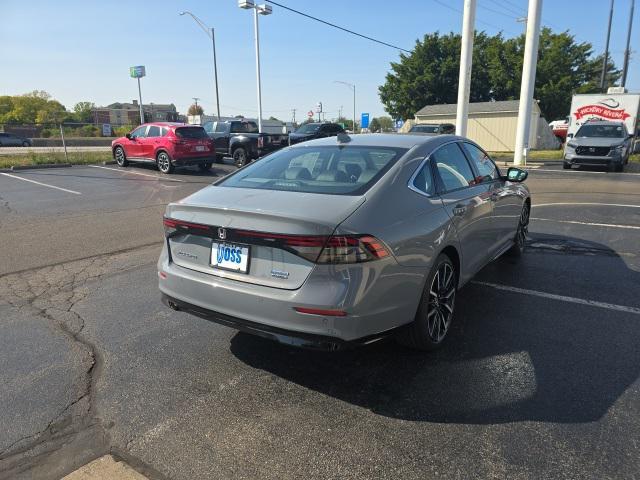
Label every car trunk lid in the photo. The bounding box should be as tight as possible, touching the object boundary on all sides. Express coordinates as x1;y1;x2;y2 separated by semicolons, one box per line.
165;186;365;289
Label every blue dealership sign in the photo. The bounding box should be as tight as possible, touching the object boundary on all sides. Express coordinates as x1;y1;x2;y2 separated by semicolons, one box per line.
361;113;370;129
395;119;404;129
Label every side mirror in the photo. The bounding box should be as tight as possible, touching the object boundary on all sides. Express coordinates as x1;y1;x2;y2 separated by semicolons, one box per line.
567;133;574;139
507;167;528;182
125;133;132;140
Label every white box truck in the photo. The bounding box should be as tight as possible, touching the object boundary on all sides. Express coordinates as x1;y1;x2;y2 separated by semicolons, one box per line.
567;92;640;152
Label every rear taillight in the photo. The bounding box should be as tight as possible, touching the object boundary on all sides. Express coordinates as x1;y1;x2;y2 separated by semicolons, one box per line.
163;217;209;237
235;231;390;264
168;137;187;146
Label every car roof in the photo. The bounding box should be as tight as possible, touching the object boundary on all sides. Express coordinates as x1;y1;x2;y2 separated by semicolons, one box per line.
289;133;464;149
141;122;192;128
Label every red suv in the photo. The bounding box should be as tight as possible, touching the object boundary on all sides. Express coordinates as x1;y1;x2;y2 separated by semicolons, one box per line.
112;123;215;174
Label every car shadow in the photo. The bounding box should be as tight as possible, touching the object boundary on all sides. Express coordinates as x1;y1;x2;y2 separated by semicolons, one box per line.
230;233;640;424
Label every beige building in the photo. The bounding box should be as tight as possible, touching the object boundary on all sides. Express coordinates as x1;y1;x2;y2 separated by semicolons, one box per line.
408;100;558;151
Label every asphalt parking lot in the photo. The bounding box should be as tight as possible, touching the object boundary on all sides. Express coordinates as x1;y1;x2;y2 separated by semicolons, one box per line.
1;162;639;479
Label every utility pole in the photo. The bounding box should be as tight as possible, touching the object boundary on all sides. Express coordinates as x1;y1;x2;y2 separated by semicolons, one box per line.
193;97;200;108
513;0;543;166
291;108;296;124
621;0;635;88
455;0;477;137
601;0;615;91
338;105;343;119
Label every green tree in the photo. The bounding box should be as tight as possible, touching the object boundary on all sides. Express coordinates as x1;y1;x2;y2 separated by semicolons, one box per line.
379;29;620;122
188;104;204;116
73;102;96;123
369;117;381;132
377;116;394;132
335;116;359;132
268;116;283;122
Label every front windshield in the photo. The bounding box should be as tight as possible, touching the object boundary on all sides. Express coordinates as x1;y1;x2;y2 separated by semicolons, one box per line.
575;124;624;138
219;145;407;196
411;125;439;133
295;124;321;134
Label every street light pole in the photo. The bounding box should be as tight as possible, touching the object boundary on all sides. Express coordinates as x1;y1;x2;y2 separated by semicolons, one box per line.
455;0;477;137
335;81;356;133
253;7;264;133
239;1;272;134
513;0;543;166
621;0;635;88
179;11;221;120
600;0;615;91
137;77;144;124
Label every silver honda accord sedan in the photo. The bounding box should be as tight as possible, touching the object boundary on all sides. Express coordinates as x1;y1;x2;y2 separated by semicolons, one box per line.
158;133;530;351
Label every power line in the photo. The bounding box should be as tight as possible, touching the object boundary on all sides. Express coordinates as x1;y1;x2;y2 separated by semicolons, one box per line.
478;1;520;19
264;0;411;53
485;0;526;17
432;0;520;36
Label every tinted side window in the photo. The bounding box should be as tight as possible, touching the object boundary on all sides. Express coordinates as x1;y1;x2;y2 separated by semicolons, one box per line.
332;124;344;133
160;127;168;136
147;126;161;137
433;143;475;192
131;126;147;138
461;142;499;182
412;162;434;195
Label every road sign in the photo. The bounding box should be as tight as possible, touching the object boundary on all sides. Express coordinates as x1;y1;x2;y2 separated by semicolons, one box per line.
129;65;146;78
395;119;404;129
307;110;314;118
316;102;323;113
102;124;111;137
361;113;370;129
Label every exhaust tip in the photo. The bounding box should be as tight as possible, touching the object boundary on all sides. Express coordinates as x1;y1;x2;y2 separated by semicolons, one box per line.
167;300;180;311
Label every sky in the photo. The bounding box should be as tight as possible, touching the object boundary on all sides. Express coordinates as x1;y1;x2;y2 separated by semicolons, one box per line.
1;0;638;122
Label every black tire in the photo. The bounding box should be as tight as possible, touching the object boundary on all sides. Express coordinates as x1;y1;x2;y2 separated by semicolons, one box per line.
156;151;173;174
396;253;457;351
615;163;624;172
114;146;128;167
232;147;248;168
507;202;530;257
563;162;571;170
198;162;212;172
22;141;30;147
214;154;224;164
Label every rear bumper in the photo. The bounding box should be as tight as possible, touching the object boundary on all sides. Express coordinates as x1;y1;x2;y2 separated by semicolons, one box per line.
161;293;398;351
157;244;421;347
173;155;216;165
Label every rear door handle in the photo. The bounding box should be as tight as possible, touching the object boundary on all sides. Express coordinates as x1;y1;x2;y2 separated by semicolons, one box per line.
453;205;467;216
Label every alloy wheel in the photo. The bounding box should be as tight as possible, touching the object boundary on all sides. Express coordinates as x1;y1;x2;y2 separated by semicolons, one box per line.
516;205;530;249
115;147;126;166
426;262;456;343
157;152;171;173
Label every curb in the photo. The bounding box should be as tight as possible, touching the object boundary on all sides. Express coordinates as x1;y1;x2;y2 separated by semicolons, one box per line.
102;161;117;165
11;163;73;170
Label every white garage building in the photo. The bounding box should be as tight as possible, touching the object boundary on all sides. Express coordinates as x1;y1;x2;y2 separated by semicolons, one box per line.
407;99;558;151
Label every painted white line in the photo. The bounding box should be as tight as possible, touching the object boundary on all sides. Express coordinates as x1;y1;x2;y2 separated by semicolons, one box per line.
531;217;640;230
472;281;640;316
88;165;185;182
535;168;640;176
0;172;81;195
532;202;640;209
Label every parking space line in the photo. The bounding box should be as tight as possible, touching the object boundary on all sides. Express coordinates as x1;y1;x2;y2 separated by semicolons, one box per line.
473;281;640;316
0;172;81;195
535;169;640;176
88;165;185;182
532;202;640;209
531;218;640;230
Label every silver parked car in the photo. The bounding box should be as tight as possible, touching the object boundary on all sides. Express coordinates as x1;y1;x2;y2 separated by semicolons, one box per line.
158;134;530;351
564;121;632;172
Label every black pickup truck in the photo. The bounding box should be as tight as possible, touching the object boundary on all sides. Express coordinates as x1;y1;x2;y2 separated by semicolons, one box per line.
202;120;288;167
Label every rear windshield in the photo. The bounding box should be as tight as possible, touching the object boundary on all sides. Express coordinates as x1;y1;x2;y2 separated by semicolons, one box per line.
411;125;439;133
219;146;407;195
175;127;208;139
231;122;259;133
295;124;321;134
575;124;625;138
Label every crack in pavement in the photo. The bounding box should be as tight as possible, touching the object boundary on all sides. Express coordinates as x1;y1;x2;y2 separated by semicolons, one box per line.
0;245;159;479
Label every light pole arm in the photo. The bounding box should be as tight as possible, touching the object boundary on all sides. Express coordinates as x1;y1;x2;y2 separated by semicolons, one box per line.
181;11;212;39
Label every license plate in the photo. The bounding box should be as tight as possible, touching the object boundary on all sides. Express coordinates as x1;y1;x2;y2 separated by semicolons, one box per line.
211;242;250;273
195;145;207;152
